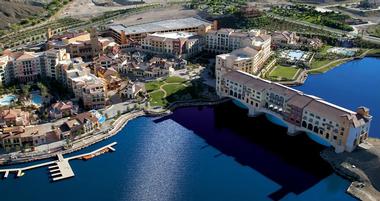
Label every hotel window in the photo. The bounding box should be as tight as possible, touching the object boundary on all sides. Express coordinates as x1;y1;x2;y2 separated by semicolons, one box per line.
333;136;337;140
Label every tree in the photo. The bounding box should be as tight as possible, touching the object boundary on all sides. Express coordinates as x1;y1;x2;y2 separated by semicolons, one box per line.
21;84;31;100
37;82;49;98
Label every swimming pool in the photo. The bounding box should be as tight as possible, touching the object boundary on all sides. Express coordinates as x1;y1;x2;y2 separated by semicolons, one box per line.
328;47;356;57
287;50;304;60
0;95;17;106
90;110;106;124
31;93;43;105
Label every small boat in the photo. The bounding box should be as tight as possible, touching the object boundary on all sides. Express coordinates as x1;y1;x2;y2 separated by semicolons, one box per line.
82;155;95;160
82;148;110;160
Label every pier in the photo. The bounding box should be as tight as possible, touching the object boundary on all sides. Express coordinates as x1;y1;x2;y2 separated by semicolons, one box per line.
0;142;117;181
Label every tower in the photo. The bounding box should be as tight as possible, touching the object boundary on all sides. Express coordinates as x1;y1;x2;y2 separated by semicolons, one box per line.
120;30;127;44
47;28;53;39
90;27;101;58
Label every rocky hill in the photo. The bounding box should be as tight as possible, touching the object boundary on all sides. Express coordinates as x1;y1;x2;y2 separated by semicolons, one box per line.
0;0;46;29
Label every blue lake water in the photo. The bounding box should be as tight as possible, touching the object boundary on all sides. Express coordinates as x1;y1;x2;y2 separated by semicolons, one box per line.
295;57;380;138
0;105;356;201
2;57;379;201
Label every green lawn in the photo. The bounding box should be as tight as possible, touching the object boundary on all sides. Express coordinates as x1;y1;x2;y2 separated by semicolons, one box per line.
149;91;167;107
310;59;331;69
368;25;380;38
162;84;186;95
319;45;332;54
368;49;380;55
165;76;186;83
145;81;165;92
268;66;299;80
308;60;346;74
146;76;189;107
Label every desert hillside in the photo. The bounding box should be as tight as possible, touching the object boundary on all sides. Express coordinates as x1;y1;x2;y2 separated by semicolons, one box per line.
0;0;46;29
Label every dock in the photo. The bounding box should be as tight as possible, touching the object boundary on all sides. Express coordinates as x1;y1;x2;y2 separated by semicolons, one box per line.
0;142;117;181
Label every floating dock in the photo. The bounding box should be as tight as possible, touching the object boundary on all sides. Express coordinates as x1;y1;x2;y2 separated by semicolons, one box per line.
0;142;117;181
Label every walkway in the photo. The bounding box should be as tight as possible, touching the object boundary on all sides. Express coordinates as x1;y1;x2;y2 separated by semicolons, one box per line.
148;79;188;99
0;142;117;181
308;49;371;73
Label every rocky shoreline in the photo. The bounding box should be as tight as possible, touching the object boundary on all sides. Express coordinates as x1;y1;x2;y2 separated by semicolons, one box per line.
321;138;380;201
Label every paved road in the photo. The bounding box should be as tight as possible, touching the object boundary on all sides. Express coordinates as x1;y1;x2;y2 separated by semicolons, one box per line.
268;14;380;45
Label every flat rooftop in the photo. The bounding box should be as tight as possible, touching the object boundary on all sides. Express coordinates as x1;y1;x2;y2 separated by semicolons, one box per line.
109;17;211;35
150;32;195;39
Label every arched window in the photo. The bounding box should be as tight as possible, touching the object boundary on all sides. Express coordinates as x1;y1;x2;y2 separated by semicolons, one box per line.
302;121;307;128
313;126;319;133
307;123;313;130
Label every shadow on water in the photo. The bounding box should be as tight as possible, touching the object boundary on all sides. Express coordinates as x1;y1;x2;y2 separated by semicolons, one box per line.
154;101;333;201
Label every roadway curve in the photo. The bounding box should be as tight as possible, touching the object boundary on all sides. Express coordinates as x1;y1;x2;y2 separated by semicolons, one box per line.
267;14;380;45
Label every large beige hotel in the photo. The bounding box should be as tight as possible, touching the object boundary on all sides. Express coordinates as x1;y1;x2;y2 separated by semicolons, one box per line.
216;65;372;153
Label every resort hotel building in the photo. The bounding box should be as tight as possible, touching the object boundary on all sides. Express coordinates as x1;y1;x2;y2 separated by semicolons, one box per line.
140;32;204;59
205;28;271;56
216;68;372;153
0;48;71;84
108;17;214;44
64;64;107;109
216;46;270;76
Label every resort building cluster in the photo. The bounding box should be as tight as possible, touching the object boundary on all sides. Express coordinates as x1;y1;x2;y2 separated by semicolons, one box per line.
0;16;372;154
216;64;372;153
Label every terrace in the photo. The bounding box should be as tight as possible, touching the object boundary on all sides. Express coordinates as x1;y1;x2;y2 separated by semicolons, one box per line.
279;50;312;64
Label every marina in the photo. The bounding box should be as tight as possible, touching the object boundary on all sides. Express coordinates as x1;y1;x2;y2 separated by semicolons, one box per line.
0;142;117;181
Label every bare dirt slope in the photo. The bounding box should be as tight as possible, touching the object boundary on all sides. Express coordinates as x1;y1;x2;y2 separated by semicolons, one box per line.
0;0;45;29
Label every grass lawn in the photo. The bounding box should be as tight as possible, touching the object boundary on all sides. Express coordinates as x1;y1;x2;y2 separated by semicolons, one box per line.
319;45;332;54
146;76;189;107
310;59;331;69
308;60;346;74
368;49;380;55
165;76;186;83
145;81;164;92
162;84;186;95
368;25;380;38
269;66;299;80
149;91;166;107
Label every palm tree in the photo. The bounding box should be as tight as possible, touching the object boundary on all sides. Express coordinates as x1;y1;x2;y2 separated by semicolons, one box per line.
21;84;31;101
